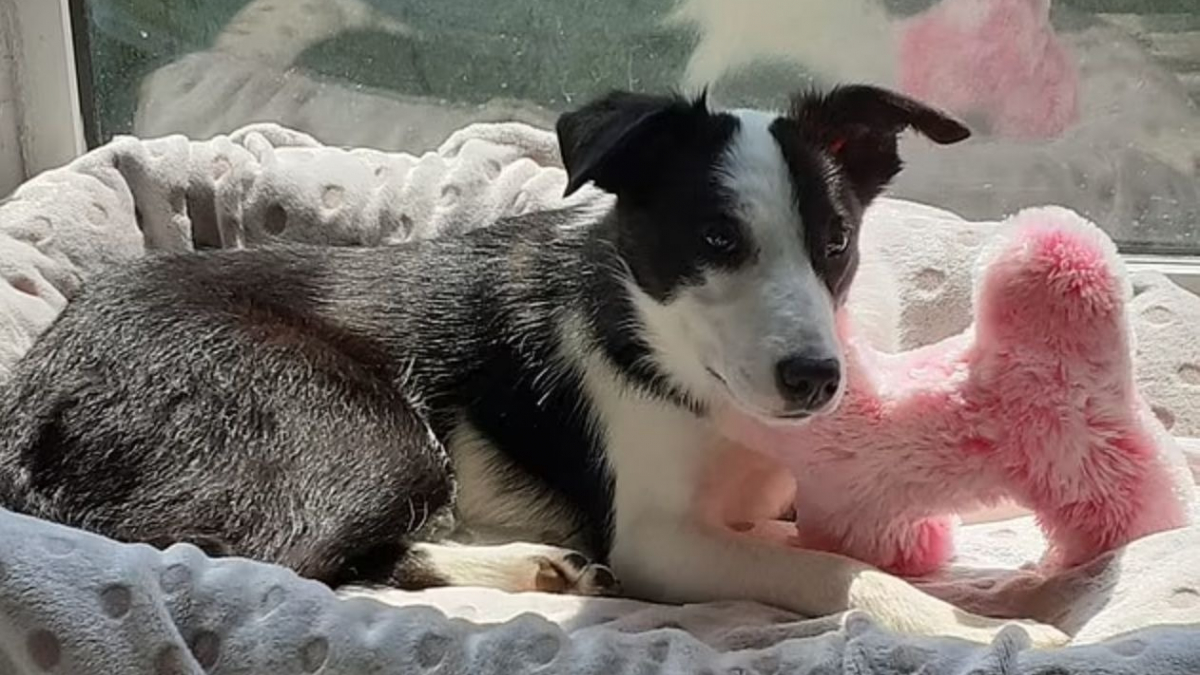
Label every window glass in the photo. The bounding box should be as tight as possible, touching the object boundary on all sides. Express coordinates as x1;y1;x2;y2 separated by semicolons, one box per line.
75;0;1200;253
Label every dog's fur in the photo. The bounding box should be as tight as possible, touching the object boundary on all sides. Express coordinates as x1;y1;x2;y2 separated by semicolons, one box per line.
0;86;1065;643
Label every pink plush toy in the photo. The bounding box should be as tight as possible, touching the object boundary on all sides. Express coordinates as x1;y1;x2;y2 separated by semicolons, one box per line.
718;207;1191;577
896;0;1079;139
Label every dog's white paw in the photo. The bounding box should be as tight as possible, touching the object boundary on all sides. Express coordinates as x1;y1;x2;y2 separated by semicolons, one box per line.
407;541;620;596
532;550;621;596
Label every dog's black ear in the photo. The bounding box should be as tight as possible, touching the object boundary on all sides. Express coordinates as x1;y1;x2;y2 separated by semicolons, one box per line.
557;90;706;197
790;85;970;203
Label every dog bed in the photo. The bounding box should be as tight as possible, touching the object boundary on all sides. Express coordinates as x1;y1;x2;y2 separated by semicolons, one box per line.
1;122;1200;674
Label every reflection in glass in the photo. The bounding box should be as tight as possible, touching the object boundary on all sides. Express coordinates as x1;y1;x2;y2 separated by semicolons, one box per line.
75;0;1200;252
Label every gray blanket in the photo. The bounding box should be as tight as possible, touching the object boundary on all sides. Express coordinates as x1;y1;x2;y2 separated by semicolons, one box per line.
5;508;1200;674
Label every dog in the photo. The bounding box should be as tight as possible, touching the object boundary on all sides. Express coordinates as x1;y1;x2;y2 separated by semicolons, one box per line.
0;85;1066;645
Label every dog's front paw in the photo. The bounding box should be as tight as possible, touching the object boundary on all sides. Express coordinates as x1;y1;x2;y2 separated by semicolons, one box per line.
849;569;1070;648
533;550;622;596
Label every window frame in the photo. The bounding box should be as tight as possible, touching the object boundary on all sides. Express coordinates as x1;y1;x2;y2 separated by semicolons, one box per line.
3;0;86;195
11;4;1200;298
1127;255;1200;295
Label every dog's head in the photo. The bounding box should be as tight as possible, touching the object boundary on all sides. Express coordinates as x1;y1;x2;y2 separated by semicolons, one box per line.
558;86;968;422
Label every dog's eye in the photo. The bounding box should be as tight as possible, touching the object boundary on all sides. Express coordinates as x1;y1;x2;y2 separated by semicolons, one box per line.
702;220;742;256
826;220;850;257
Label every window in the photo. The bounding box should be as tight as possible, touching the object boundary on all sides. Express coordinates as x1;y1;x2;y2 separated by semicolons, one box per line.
16;0;1200;268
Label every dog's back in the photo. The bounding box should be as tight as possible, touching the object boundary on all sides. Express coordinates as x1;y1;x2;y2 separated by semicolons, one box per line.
0;246;459;583
0;203;610;588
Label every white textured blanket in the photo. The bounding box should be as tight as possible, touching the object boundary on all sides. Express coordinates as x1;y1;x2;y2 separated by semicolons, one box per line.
1;122;1200;674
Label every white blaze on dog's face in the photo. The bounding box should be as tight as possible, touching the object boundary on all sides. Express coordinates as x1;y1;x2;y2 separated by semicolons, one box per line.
557;87;970;422
704;109;847;418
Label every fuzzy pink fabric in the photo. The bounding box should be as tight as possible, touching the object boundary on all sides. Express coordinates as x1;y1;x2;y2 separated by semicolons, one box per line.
896;0;1079;139
717;207;1190;577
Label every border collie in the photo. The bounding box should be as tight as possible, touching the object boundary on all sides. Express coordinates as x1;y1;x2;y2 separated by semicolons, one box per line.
0;86;1065;645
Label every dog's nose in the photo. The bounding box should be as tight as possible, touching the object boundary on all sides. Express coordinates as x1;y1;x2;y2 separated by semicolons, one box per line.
774;356;841;410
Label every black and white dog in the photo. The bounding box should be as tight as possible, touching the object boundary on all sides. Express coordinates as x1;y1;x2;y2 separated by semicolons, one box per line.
0;86;1064;644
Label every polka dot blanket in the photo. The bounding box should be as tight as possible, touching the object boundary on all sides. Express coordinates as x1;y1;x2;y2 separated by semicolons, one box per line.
1;121;1199;673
